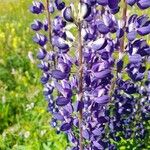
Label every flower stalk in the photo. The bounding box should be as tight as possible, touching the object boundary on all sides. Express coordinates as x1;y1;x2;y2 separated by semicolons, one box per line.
78;21;83;150
46;0;53;47
110;0;128;96
120;0;127;53
30;0;150;149
46;0;56;67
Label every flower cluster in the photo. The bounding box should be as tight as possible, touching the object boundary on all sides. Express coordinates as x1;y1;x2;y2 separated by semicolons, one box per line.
105;12;150;148
30;0;150;149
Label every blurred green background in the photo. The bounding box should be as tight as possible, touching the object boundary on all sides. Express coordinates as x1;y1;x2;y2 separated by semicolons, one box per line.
0;0;67;149
0;0;150;150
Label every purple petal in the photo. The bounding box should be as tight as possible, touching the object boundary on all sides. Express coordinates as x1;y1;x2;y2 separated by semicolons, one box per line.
103;15;114;27
128;14;138;24
68;132;77;143
137;15;149;27
93;141;104;149
97;0;108;6
81;3;91;19
108;0;119;9
98;116;108;123
82;129;90;140
56;96;70;106
93;69;111;79
129;54;142;63
43;84;54;96
54;81;72;98
64;103;74;114
94;95;109;104
127;31;137;41
116;28;124;38
33;34;47;46
92;128;101;136
60;121;72;131
110;7;120;14
53;112;64;121
37;48;47;60
137;25;150;35
97;21;109;34
55;0;65;10
40;73;49;84
30;2;44;14
92;38;107;51
31;20;43;31
126;0;137;6
52;36;69;49
38;62;50;71
71;147;79;150
73;118;79;127
63;6;74;22
52;70;67;80
49;3;55;13
58;62;71;73
54;81;64;93
143;47;150;55
74;101;84;112
61;80;71;89
137;0;150;9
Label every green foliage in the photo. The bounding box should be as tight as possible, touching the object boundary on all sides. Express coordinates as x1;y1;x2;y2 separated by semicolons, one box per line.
0;0;67;149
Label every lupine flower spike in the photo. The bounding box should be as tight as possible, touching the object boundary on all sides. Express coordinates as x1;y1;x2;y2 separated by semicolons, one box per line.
30;0;150;149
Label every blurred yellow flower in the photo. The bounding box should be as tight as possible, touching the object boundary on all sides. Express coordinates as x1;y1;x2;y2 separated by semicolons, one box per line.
12;36;21;49
0;31;5;43
12;37;18;49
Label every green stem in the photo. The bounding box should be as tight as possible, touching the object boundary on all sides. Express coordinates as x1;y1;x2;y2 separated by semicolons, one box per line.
46;0;53;48
120;0;127;52
77;2;83;149
109;0;128;97
78;21;83;150
46;0;56;67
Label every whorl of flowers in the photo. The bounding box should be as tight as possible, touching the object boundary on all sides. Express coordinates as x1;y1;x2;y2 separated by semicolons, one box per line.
30;0;150;149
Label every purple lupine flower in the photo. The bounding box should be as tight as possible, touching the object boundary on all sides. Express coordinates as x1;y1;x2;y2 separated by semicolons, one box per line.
38;61;50;72
56;97;70;106
108;0;120;14
30;1;44;14
40;73;49;84
30;0;150;149
48;0;55;13
31;20;43;31
91;38;107;51
33;33;47;46
137;0;150;9
55;0;65;10
63;6;74;22
137;24;150;35
96;20;110;34
37;48;47;60
127;30;137;41
52;36;69;49
51;69;67;80
80;2;91;19
97;0;108;6
126;0;136;6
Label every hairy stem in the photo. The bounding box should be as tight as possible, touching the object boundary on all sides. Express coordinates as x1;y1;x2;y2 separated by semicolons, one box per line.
46;0;53;47
120;0;127;52
78;18;83;150
109;1;128;97
46;0;56;67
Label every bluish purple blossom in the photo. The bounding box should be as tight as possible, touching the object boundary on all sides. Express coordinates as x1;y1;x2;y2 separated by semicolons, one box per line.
30;0;150;149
